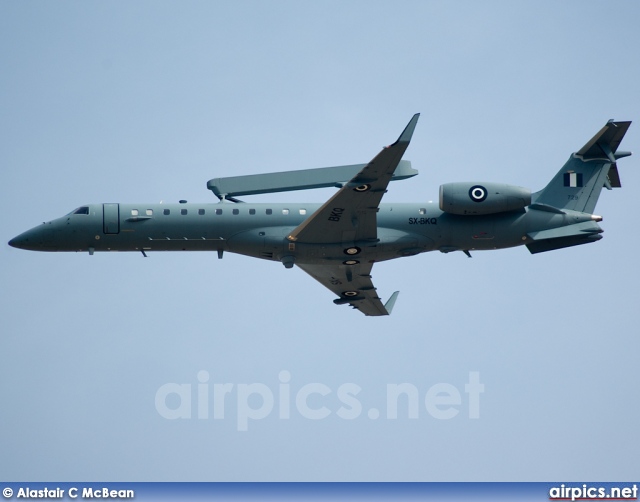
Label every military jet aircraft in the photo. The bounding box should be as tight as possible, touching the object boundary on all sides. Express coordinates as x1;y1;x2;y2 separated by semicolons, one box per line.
8;115;632;315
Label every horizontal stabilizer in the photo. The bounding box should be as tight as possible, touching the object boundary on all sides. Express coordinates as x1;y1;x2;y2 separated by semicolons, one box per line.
208;161;417;200
576;120;631;161
606;164;622;188
532;120;631;214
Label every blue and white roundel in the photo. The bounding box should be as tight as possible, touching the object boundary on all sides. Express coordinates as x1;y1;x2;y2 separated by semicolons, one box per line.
469;185;488;202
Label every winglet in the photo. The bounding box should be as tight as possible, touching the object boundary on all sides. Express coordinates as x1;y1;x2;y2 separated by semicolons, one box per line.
395;113;420;145
384;291;400;315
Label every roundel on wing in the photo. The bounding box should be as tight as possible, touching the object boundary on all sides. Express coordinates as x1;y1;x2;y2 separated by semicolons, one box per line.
469;185;488;202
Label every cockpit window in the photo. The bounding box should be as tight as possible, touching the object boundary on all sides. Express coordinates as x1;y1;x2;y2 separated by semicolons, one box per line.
71;206;89;215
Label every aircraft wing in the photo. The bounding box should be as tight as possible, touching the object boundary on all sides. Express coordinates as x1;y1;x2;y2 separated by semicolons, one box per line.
296;262;399;316
287;114;420;244
288;114;418;315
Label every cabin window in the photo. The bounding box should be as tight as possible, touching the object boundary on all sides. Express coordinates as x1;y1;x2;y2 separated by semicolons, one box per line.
419;208;426;215
266;209;272;215
198;209;205;215
163;209;170;215
249;209;256;215
299;209;307;215
131;209;139;216
146;209;153;216
73;207;89;215
282;209;289;215
232;209;239;215
215;208;223;215
181;209;188;215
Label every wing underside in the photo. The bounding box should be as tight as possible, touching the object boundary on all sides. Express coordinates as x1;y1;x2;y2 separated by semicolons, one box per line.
296;262;397;316
287;114;420;245
289;114;420;315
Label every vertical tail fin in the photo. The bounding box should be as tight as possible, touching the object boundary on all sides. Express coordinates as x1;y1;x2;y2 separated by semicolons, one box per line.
533;120;632;213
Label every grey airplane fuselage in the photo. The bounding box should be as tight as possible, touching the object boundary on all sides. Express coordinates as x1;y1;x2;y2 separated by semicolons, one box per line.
7;116;629;316
9;201;596;264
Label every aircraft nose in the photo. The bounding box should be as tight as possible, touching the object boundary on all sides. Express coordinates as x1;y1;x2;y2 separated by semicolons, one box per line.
8;226;52;251
9;233;29;249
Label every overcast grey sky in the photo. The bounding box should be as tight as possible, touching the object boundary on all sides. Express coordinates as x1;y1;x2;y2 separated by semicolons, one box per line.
1;1;639;481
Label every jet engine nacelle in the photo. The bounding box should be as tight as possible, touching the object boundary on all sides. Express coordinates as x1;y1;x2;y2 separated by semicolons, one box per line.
439;182;531;216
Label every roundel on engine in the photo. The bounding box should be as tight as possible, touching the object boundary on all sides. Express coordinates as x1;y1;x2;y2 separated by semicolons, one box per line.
439;182;531;216
469;185;487;202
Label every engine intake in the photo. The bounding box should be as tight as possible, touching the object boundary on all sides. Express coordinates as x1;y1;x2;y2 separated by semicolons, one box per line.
439;182;531;216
